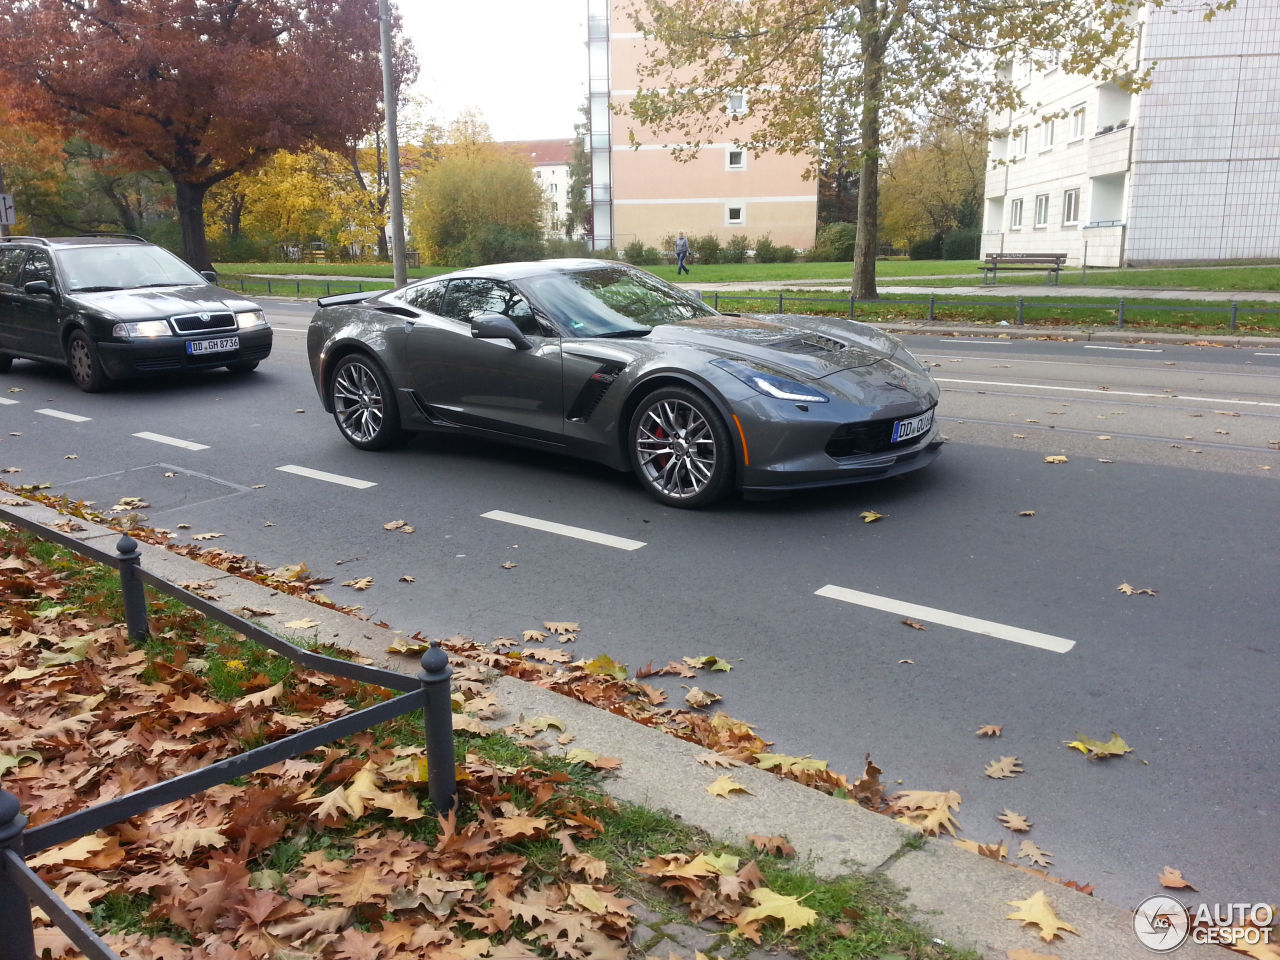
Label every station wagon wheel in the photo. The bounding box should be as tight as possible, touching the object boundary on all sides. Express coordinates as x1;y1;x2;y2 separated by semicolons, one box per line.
330;353;404;450
66;330;109;393
628;386;733;508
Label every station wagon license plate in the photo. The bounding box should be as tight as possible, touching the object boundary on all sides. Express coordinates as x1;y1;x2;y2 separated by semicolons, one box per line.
891;408;934;443
187;337;239;356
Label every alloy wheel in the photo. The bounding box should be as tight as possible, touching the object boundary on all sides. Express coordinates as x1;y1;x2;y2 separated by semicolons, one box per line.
332;359;386;444
634;397;719;501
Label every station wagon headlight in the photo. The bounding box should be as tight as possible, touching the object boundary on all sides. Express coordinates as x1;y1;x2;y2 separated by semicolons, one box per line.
711;358;829;403
111;320;170;338
236;310;266;328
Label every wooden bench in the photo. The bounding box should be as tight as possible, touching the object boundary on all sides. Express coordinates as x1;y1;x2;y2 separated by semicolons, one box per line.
982;253;1067;284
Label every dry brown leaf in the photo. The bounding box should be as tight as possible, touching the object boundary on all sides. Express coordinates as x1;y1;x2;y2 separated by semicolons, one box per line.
747;835;795;857
1006;949;1063;960
985;756;1023;779
342;577;374;590
954;838;1007;861
500;561;517;570
706;775;751;798
1018;510;1036;517
901;618;926;630
999;809;1032;832
1117;582;1157;596
191;532;224;541
1018;840;1054;867
684;686;721;709
976;724;1003;737
1158;866;1197;890
399;575;416;582
544;621;580;634
1006;890;1077;942
1043;456;1068;464
283;617;322;630
695;752;744;768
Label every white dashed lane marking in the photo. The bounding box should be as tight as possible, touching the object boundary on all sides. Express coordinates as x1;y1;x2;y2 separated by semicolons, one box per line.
935;378;1280;408
1083;344;1163;353
276;464;377;489
0;397;18;406
815;584;1076;653
482;510;647;551
35;409;91;422
133;432;210;451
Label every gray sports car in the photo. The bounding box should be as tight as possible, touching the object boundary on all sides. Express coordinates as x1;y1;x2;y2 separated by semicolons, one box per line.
305;259;941;507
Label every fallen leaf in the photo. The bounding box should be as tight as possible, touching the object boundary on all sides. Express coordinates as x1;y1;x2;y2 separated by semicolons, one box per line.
747;835;795;857
1117;583;1157;596
999;809;1032;832
985;756;1023;779
1097;458;1114;463
399;575;416;582
383;520;407;530
342;577;374;590
192;532;224;541
283;618;322;630
1096;435;1112;440
1018;510;1036;517
706;775;751;798
695;752;743;768
898;659;914;664
976;725;1003;737
954;838;1007;861
1006;890;1078;942
1017;840;1054;867
1158;866;1197;891
544;621;580;634
1043;456;1068;464
1006;949;1063;960
901;618;926;630
64;454;78;460
500;561;517;570
684;686;722;709
1065;731;1132;759
735;887;817;935
859;510;884;523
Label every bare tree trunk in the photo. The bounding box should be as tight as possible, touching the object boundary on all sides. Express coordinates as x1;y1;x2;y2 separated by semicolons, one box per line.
850;41;883;301
173;177;212;270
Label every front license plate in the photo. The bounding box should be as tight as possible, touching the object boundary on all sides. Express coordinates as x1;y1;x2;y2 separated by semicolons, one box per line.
892;408;934;443
187;337;239;356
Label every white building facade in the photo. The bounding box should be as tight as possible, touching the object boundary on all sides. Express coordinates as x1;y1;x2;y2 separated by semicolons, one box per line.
981;0;1280;267
504;139;577;239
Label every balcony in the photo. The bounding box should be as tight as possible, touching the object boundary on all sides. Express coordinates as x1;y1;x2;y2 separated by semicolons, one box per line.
1088;124;1133;177
985;165;1008;199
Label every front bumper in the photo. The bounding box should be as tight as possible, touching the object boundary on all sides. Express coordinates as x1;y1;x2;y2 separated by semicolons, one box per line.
96;327;273;378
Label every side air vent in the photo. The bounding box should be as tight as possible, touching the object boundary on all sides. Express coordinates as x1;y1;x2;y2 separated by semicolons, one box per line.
567;362;626;422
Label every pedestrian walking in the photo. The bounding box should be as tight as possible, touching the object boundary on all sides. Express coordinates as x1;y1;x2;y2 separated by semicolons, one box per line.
675;232;690;275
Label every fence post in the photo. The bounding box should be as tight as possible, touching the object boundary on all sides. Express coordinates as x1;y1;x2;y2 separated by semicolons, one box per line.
420;641;456;814
777;292;783;313
712;292;719;310
116;534;149;642
1117;298;1125;328
0;789;37;960
1230;302;1238;331
295;280;301;296
928;294;935;322
1016;298;1024;326
847;295;855;321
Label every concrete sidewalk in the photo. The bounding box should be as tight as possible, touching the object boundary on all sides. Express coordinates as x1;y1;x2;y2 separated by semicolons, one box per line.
17;499;1230;960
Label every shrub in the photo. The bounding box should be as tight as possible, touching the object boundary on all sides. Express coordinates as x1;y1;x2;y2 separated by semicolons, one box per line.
909;235;943;260
774;244;798;263
941;228;981;260
455;224;544;266
724;234;751;264
587;246;618;260
815;222;857;261
658;234;677;263
754;235;778;263
690;234;722;265
623;240;662;265
545;237;590;258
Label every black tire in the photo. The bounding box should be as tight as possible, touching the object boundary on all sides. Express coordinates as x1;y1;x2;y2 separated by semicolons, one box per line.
0;353;12;373
66;330;110;393
628;386;734;508
329;353;405;450
225;360;259;373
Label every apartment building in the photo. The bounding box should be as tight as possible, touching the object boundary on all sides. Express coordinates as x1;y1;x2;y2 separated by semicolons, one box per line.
981;0;1280;266
504;139;577;238
586;0;817;252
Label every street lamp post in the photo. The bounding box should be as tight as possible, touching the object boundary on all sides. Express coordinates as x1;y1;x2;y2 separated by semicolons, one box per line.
378;0;408;287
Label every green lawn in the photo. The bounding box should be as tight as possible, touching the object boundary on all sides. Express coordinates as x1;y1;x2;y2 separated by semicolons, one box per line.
887;264;1280;292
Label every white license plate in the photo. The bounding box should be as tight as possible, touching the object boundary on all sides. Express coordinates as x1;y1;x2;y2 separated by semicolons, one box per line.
892;408;934;443
187;337;239;356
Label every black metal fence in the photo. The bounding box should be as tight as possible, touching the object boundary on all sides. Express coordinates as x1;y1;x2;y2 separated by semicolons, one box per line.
0;506;456;960
700;291;1280;332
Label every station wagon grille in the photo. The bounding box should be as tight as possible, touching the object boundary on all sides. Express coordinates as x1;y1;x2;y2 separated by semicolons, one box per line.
171;311;236;333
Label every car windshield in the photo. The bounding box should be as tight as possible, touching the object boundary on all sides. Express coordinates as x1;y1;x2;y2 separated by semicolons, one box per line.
55;244;208;293
523;265;718;337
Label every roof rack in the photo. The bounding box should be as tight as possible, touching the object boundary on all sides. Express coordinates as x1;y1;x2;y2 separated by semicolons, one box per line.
83;233;147;242
0;236;51;246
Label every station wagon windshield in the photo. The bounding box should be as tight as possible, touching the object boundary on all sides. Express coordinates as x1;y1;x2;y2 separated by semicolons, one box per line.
55;245;208;293
523;266;718;337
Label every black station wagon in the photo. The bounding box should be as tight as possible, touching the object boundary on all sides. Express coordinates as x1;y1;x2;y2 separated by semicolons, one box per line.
0;235;272;392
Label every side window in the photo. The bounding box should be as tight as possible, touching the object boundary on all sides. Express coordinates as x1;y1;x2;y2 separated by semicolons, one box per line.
18;250;54;287
0;248;27;289
442;279;537;333
400;279;446;314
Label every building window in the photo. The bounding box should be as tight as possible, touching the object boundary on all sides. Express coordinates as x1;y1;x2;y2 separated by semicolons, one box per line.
1034;193;1050;228
1063;188;1080;226
1070;104;1086;141
551;202;559;214
1041;120;1054;151
727;93;747;115
727;149;745;170
550;182;558;193
1010;198;1024;230
1015;129;1028;158
726;204;744;225
535;170;541;180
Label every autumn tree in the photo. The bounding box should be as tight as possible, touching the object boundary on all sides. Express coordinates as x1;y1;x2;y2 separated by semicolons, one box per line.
879;121;986;252
627;0;1206;298
565;103;592;241
409;121;545;267
0;0;416;269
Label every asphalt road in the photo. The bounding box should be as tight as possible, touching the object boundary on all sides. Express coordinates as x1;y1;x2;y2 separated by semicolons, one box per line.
1;299;1276;912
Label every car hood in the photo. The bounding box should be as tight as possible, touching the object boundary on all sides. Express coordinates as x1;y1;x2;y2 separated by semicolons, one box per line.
648;313;896;379
69;285;258;321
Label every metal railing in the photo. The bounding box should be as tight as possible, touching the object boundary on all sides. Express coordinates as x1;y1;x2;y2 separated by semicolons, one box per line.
0;506;456;960
699;291;1280;332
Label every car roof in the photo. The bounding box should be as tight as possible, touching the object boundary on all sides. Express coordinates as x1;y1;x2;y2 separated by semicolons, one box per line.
0;235;151;249
430;259;626;283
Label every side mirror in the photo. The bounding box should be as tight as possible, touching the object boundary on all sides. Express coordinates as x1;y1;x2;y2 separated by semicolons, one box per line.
23;280;55;297
471;313;533;350
200;270;218;283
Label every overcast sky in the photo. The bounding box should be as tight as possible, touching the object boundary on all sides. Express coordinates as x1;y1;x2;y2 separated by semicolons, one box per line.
400;0;589;142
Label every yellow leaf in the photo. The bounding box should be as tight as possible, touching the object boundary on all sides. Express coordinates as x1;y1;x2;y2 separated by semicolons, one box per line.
567;883;608;915
27;834;108;868
236;681;284;709
1065;731;1132;759
701;852;740;875
706;775;751;798
859;510;884;523
163;825;229;858
283;617;322;630
1043;455;1068;464
736;887;818;934
755;753;826;774
1005;890;1079;942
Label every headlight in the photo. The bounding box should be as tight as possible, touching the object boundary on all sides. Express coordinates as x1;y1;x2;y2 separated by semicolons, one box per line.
236;310;266;329
711;358;829;403
111;320;170;338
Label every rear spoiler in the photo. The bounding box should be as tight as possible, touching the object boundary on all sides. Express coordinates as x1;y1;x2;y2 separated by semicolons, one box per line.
316;289;379;308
